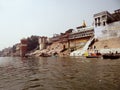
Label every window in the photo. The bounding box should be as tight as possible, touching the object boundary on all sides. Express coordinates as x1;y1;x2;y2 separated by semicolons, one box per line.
95;23;97;27
95;18;97;23
98;17;100;21
98;22;101;26
103;22;106;26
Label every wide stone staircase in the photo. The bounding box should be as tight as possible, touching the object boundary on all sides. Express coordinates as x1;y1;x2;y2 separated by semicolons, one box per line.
70;37;95;56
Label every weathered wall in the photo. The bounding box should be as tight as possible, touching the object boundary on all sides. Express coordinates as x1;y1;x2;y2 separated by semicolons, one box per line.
94;21;120;39
69;37;90;49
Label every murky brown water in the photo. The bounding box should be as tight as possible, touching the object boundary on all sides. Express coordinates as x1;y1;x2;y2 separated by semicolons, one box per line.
0;57;120;90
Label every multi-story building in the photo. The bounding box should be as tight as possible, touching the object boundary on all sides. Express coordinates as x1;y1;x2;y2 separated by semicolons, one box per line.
94;9;120;39
59;29;73;49
48;22;94;53
69;26;94;50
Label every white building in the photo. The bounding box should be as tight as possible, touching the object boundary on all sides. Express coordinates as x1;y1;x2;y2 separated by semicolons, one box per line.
94;9;120;39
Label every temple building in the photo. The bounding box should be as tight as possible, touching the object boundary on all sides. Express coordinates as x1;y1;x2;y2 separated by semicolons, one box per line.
36;20;95;57
68;22;94;51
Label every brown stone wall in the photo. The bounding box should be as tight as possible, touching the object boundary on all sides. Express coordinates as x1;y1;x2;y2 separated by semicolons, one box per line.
94;37;120;49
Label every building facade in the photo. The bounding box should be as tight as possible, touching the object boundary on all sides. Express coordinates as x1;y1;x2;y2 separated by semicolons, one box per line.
20;39;27;57
39;36;47;50
94;9;120;39
69;26;94;50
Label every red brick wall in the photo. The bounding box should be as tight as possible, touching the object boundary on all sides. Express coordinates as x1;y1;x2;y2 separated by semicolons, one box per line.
20;39;27;57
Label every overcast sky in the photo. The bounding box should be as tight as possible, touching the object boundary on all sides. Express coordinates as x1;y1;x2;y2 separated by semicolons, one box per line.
0;0;120;50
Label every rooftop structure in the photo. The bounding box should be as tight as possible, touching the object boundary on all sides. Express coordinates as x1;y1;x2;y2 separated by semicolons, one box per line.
50;34;60;42
69;26;94;40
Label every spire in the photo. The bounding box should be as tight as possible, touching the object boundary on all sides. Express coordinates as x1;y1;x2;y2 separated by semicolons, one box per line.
82;20;86;27
76;20;87;29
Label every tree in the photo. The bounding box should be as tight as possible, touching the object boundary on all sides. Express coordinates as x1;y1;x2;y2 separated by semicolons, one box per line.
27;35;39;51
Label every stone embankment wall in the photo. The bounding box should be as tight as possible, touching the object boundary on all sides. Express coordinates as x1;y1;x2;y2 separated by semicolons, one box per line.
94;37;120;49
94;37;120;53
104;21;120;39
31;37;91;57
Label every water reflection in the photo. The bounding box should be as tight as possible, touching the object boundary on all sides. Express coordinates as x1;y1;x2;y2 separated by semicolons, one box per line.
0;57;120;90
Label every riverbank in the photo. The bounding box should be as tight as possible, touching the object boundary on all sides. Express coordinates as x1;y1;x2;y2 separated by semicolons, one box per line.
27;37;120;57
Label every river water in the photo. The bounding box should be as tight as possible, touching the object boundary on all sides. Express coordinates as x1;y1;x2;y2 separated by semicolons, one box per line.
0;57;120;90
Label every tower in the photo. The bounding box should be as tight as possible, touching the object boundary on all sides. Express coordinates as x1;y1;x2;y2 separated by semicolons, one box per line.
94;11;109;39
20;39;27;57
39;36;47;50
82;20;86;27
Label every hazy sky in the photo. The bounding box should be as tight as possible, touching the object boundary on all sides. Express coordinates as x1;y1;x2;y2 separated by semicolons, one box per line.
0;0;120;50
